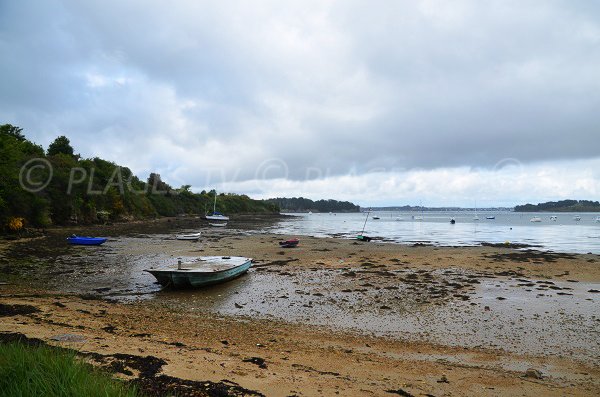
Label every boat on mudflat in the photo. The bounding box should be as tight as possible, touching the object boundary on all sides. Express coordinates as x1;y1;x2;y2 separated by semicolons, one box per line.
279;238;299;248
209;222;227;227
67;235;107;246
145;256;252;288
176;232;201;241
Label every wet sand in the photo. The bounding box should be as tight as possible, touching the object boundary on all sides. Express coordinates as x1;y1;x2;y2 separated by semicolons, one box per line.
1;219;600;396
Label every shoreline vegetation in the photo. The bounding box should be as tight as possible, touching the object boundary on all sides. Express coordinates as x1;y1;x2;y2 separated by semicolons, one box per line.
514;199;600;212
264;197;360;213
1;124;281;233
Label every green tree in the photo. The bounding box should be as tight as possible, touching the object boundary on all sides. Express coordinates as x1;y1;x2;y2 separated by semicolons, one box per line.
0;124;26;141
47;135;74;156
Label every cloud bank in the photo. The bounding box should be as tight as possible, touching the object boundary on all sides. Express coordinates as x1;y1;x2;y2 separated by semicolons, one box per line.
1;0;599;205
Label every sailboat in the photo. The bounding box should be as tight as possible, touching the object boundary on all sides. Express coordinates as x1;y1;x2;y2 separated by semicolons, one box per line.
357;209;372;241
205;191;230;221
473;201;480;221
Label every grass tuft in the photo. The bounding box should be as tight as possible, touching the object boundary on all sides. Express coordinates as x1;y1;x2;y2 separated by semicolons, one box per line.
0;342;139;397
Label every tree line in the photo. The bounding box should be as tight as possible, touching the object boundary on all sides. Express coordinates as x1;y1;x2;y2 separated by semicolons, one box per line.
264;197;360;213
514;200;600;212
0;124;278;232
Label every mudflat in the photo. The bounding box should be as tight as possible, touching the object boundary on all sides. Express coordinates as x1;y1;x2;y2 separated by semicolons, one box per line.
1;220;599;396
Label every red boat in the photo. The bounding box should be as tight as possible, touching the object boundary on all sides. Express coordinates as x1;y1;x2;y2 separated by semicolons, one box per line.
279;238;299;248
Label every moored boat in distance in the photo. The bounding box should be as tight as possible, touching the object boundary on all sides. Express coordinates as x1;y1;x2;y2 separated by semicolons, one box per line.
550;215;557;221
573;215;581;221
176;232;201;241
372;215;380;220
595;216;600;223
145;256;252;288
486;216;495;220
530;216;542;222
67;235;107;245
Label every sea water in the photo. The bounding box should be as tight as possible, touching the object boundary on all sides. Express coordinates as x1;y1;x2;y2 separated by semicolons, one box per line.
268;211;600;254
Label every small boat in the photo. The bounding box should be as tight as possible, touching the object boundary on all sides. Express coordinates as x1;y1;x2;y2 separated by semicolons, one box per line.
145;256;252;288
209;222;227;227
473;215;480;221
412;215;423;221
176;232;201;241
550;215;557;221
67;235;107;246
279;238;299;248
486;216;495;220
206;212;229;221
595;216;600;223
530;217;542;222
573;215;581;221
356;235;372;242
372;216;380;220
450;218;456;224
205;190;230;221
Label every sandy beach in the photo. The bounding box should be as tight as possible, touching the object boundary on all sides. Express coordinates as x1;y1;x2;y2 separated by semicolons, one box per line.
1;219;599;396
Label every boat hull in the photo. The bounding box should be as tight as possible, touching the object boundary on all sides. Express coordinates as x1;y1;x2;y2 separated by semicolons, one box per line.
206;214;229;221
176;233;201;240
67;237;107;245
146;258;252;288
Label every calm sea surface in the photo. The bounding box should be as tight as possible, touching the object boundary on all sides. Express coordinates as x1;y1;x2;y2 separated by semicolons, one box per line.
268;211;600;254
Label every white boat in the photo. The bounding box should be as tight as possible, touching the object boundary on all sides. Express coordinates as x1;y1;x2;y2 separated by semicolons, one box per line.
550;215;557;221
145;256;252;288
486;216;495;220
412;215;423;221
530;217;542;222
595;216;600;223
209;222;227;227
206;190;230;221
573;215;581;221
176;232;201;241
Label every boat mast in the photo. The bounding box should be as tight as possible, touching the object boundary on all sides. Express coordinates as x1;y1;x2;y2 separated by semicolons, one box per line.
213;190;217;213
361;208;371;235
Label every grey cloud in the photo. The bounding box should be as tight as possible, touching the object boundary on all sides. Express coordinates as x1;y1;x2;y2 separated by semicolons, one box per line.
1;0;599;188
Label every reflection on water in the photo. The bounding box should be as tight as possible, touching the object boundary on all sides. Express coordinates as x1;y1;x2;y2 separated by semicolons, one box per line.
268;211;600;254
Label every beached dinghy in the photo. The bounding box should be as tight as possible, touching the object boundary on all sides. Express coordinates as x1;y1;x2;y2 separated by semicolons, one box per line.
67;235;107;245
279;238;299;248
145;256;252;288
209;222;227;227
176;232;201;241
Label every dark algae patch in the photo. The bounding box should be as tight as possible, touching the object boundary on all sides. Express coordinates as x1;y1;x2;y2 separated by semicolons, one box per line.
484;249;578;263
0;303;40;317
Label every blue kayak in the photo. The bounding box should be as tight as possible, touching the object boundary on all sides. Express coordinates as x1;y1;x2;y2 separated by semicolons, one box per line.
67;235;107;245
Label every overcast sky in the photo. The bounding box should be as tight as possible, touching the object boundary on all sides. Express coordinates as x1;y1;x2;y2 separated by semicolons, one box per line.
1;0;599;206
